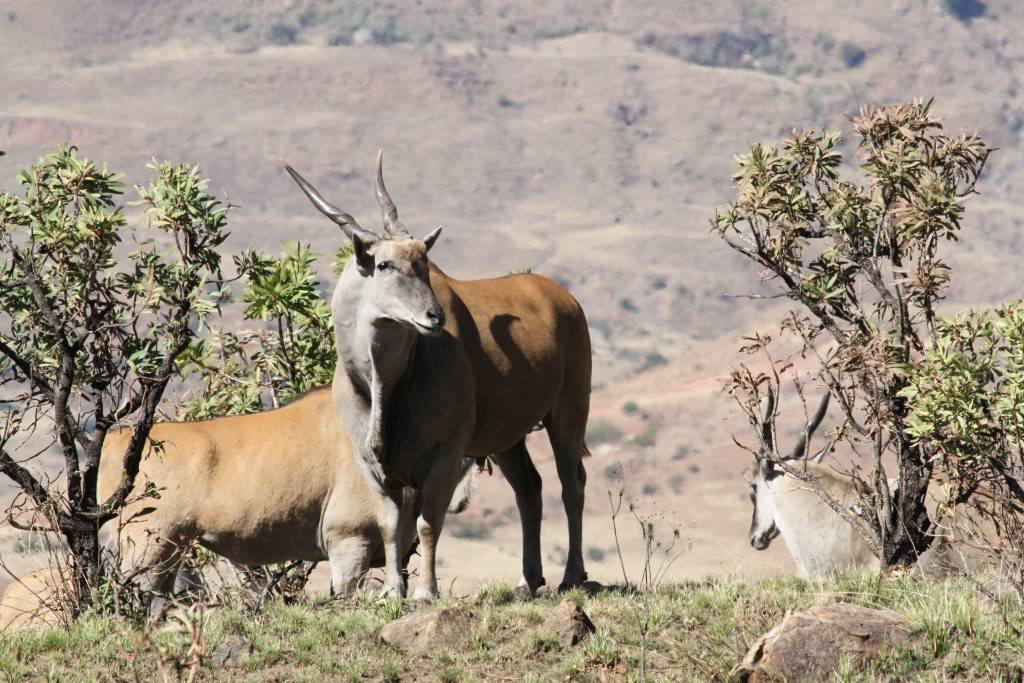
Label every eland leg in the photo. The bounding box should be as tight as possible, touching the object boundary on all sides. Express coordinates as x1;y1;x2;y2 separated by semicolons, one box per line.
326;535;373;598
112;528;186;618
492;439;546;594
411;456;463;602
374;489;407;598
545;400;589;590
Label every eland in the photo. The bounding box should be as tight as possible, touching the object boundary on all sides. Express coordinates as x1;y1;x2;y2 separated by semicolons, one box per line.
98;386;476;601
744;392;995;578
282;151;592;600
744;392;881;576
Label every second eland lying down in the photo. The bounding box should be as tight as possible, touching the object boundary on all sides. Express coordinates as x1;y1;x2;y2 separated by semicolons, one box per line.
98;386;476;601
282;151;592;600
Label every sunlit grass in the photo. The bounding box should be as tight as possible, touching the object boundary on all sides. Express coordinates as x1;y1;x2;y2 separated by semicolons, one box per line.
1;573;1022;681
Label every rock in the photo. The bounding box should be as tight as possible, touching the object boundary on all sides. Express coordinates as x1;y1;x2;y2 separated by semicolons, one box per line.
211;635;252;667
379;605;476;653
730;602;920;682
543;598;595;646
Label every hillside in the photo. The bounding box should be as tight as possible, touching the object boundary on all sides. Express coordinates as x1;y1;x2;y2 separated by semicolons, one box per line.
2;0;1024;592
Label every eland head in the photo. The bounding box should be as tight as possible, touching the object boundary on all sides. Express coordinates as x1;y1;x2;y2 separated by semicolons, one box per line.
280;150;446;336
745;390;830;551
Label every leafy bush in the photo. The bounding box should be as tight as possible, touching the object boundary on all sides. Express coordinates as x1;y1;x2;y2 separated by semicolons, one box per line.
642;28;794;75
264;22;299;45
637;350;668;373
630;422;660;448
449;519;491;540
0;146;242;609
941;0;986;22
714;99;991;568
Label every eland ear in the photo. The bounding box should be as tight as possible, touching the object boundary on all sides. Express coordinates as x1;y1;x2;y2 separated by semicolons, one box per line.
352;232;375;273
809;446;828;464
423;226;443;252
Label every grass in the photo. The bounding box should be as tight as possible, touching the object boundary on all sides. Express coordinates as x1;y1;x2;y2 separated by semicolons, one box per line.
2;573;1023;681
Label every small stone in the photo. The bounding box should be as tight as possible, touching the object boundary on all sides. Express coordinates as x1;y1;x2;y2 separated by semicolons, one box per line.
211;635;252;667
543;598;596;646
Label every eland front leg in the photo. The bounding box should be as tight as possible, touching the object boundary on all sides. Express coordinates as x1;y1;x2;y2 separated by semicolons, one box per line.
411;456;464;601
373;488;407;598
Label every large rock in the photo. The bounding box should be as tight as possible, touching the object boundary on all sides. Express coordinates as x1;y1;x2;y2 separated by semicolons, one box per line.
730;602;920;682
379;605;476;653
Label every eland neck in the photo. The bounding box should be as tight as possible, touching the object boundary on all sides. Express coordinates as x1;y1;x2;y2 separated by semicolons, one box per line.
332;263;428;463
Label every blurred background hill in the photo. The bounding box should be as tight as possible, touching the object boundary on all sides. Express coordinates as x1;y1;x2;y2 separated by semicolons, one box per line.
2;0;1023;592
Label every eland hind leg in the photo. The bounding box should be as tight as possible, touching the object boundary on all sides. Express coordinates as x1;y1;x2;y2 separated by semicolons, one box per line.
544;397;590;590
492;439;545;594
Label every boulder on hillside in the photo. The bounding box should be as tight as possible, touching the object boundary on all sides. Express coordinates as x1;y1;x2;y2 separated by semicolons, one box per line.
730;602;921;682
379;605;476;653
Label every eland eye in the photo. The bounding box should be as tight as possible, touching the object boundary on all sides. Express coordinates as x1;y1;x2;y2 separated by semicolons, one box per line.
376;261;393;272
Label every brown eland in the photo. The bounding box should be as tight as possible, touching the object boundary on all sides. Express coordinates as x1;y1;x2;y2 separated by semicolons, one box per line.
281;151;592;600
98;386;476;601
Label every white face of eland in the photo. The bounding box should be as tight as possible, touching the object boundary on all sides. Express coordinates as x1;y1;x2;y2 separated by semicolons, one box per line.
743;391;831;552
746;459;781;550
349;233;446;336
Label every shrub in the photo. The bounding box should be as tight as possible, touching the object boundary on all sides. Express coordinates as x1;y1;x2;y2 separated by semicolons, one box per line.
264;22;299;45
449;519;491;540
941;0;986;22
839;41;866;68
587;418;623;445
713;99;990;569
630;422;660;448
637;351;668;373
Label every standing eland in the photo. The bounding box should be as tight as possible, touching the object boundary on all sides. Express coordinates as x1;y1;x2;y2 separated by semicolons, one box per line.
281;151;592;600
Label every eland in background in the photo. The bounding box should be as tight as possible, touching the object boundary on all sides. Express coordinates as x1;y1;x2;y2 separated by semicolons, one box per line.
744;391;881;577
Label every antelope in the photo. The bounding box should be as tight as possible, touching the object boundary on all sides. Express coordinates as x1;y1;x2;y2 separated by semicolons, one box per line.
744;392;881;577
0;564;204;631
743;392;993;577
282;151;592;600
98;386;476;601
0;569;64;631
